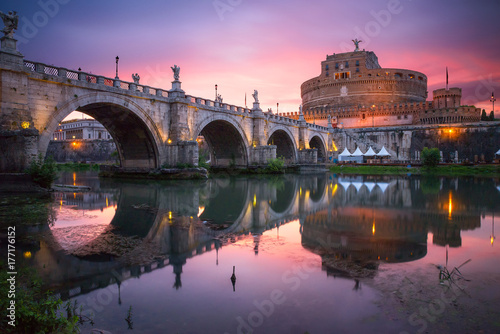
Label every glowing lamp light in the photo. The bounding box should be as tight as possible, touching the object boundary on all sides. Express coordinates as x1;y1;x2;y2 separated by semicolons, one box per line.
167;138;172;144
168;211;173;220
332;140;338;151
21;121;30;129
372;222;376;235
23;251;32;259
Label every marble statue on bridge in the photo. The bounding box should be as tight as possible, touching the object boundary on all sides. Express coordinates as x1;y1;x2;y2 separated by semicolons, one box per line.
132;73;140;84
171;65;180;81
0;11;18;38
252;89;259;103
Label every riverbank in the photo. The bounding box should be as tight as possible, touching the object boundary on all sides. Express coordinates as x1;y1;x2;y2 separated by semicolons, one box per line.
329;164;500;177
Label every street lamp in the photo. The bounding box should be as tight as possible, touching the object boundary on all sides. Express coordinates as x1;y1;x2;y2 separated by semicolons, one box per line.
491;92;496;117
215;84;218;101
371;104;376;127
115;56;119;79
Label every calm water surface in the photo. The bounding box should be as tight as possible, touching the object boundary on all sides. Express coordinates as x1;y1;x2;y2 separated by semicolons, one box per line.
16;172;500;333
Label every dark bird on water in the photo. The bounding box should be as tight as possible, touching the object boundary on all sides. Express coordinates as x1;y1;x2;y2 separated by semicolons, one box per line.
230;266;236;291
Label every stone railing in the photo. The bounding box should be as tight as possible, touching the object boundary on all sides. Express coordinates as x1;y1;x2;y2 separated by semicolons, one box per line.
306;123;329;131
23;59;169;98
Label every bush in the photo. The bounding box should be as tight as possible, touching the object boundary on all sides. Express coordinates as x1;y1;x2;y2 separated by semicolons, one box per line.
266;157;285;172
198;150;210;170
26;154;58;188
0;265;81;333
421;147;440;168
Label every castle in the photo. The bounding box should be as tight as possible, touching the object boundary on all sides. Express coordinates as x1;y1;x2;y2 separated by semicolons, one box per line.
281;41;480;128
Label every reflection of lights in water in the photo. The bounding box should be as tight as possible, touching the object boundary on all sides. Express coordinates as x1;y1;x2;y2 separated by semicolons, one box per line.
23;251;32;259
168;211;173;221
448;191;453;220
106;197;108;207
73;172;76;186
197;206;205;217
372;221;376;235
332;184;338;196
253;194;257;207
299;187;302;196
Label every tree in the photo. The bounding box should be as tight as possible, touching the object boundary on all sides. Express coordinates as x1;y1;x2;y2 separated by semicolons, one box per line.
489;110;495;121
481;109;488;121
421;147;440;168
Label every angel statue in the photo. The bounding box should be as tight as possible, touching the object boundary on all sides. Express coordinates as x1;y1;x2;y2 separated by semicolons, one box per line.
252;89;259;103
0;11;18;38
171;65;180;81
132;73;140;84
352;38;362;52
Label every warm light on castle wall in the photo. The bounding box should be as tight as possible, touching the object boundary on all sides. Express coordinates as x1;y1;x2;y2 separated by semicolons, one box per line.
21;121;30;129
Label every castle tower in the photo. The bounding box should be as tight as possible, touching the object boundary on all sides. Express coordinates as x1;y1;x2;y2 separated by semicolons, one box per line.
432;88;462;109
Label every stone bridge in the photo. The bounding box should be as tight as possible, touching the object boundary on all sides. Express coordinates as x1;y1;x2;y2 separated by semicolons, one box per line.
0;37;333;172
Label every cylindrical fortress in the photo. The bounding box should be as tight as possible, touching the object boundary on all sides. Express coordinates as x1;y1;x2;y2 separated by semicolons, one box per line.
301;51;428;110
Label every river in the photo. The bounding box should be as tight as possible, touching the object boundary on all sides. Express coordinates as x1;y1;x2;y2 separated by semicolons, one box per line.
4;171;500;333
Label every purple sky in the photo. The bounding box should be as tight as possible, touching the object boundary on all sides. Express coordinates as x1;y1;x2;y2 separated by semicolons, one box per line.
5;0;500;118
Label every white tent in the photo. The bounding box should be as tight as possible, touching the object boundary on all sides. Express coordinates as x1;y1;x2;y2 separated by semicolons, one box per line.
338;147;352;157
364;147;377;156
376;146;391;157
352;147;364;156
495;149;500;156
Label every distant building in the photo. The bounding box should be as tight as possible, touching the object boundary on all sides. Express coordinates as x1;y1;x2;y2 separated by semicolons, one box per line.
281;47;480;128
52;119;112;141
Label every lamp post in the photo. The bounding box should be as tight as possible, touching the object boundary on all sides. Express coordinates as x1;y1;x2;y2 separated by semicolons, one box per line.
215;84;218;101
371;104;375;127
115;56;119;79
491;92;496;117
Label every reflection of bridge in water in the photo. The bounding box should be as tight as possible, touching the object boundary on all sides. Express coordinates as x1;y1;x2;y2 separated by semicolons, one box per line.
27;175;498;300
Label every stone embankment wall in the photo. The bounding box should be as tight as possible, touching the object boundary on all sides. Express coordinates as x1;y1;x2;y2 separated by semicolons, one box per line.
46;139;116;163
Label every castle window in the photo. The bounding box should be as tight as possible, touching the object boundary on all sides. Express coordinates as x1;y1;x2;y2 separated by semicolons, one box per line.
325;64;329;70
362;113;366;119
326;72;329;77
356;60;359;66
335;63;339;69
345;61;349;68
408;74;415;79
397;115;402;120
356;68;360;73
404;115;408;119
394;73;402;78
418;76;423;81
88;134;91;138
335;73;340;79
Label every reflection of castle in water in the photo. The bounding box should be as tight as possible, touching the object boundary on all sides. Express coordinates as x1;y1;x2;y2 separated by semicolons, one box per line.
24;174;496;300
300;176;487;278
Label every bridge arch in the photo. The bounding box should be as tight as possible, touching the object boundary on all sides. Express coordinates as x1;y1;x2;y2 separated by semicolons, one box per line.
308;133;327;162
193;115;250;167
40;92;164;168
267;126;298;163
